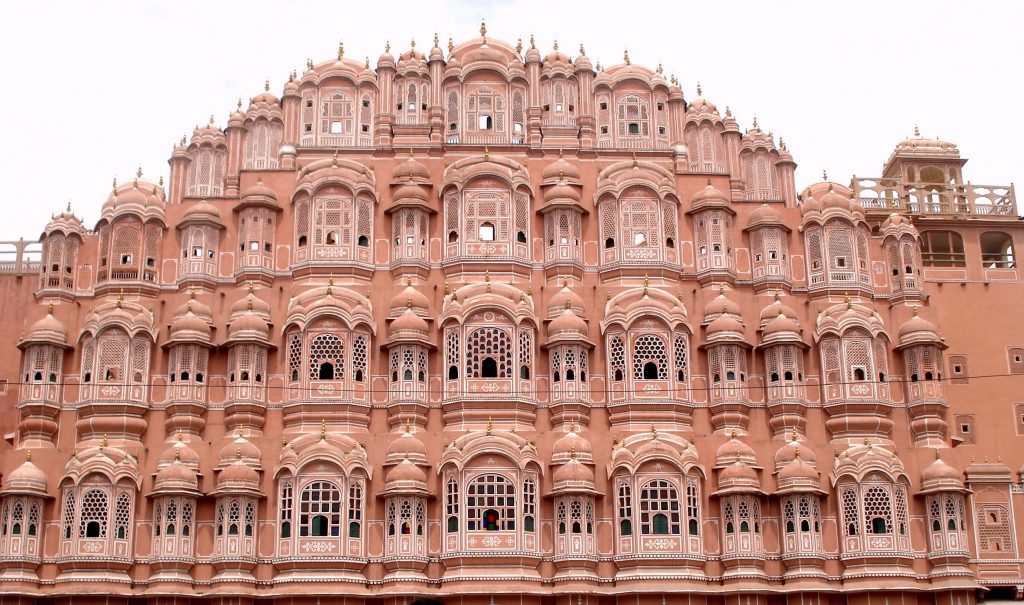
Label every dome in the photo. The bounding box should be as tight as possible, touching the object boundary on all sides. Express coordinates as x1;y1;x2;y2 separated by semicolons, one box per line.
384;458;429;494
548;306;589;338
240;180;278;201
389;306;430;337
543;183;582;204
392;183;430;204
799;192;821;216
389;282;431;317
385;429;428;465
19;308;68;348
393;154;430;182
716;434;757;467
688;94;718;114
920;454;965;494
707;313;745;336
704;290;741;319
101;178;166;217
218;435;261;468
774;436;817;469
775;455;823;494
1;455;48;496
820;187;852;211
230;287;271;318
898;312;939;338
548;280;585;317
758;294;797;325
690;182;731;210
719;459;759;483
763;312;802;338
552;458;596;491
181;199;223;224
169;309;211;339
746;203;786;229
154;458;199;494
218;458;260;488
551;426;593;464
228;311;270;340
542;156;581;182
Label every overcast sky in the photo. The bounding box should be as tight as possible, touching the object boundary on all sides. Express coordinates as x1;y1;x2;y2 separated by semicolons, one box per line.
0;0;1020;241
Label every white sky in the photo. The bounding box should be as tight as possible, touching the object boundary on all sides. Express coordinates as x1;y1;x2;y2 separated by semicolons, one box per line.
1;0;1020;241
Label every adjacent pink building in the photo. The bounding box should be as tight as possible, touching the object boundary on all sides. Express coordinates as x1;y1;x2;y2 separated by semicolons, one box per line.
0;28;1022;605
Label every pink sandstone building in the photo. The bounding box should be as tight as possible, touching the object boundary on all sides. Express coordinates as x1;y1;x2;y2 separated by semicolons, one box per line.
0;27;1022;605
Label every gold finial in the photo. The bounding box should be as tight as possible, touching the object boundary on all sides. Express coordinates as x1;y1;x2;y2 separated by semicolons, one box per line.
632;152;638;169
364;56;369;68
480;19;487;41
569;420;578;433
320;419;327;441
845;295;852;310
579;43;585;55
564;299;571;311
553;39;559;51
100;434;108;450
237;98;242;110
136;165;143;179
484;146;489;160
236;445;242;460
433;32;439;48
332;149;338;166
935;449;941;460
623;49;630;65
650;423;658;438
696;82;702;96
264;78;270;92
116;288;124;308
913;124;920;137
46;301;54;315
337;41;345;60
25;450;31;462
448;35;454;54
752;116;758;129
730;429;738;439
642;273;649;295
410;37;416;49
515;37;522;54
174;446;181;462
912;306;919;316
486;417;493;436
822;168;828;181
570;444;577;460
530;33;536;49
656;61;663;74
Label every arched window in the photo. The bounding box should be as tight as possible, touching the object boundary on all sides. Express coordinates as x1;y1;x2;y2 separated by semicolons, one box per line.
466;474;515;531
981;231;1016;268
633;335;668;380
639;479;680;535
921;230;966;267
617;481;633;536
445;477;459;533
299;481;342;537
309;334;345;381
79;489;108;538
617;95;650;138
466;327;512;379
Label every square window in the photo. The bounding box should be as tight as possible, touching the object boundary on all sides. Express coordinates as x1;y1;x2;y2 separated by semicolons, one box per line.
305;124;312;132
330;121;342;134
478;115;493;130
836;257;847;268
249;241;259;251
362;124;369;132
192;246;203;257
657;102;664;111
264;242;272;252
120;254;133;264
627;122;640;135
768;250;778;259
658;127;666;135
600;102;608;110
555;103;563;112
306;100;313;108
207;249;215;258
362;99;370;108
600;126;609;134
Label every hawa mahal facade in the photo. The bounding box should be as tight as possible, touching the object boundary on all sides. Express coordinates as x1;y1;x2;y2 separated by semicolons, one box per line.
0;27;1022;605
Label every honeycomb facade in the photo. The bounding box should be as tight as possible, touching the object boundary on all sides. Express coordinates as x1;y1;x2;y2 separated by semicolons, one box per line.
0;29;1023;605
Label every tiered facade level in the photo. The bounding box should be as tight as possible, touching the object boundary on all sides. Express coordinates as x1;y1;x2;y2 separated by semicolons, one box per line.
1;29;1023;605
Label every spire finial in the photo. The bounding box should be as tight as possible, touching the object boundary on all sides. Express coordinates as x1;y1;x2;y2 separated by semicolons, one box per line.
264;78;270;92
822;168;828;181
515;37;522;54
236;445;242;460
25;450;31;462
337;41;345;60
696;81;702;96
912;305;919;316
237;97;242;110
623;48;630;65
570;444;577;460
486;417;493;436
651;423;658;438
553;39;559;52
448;35;454;54
657;61;663;74
914;124;921;137
365;56;369;68
433;32;439;48
752;115;758;129
579;42;585;55
321;419;327;441
632;152;638;169
116;288;124;308
725;105;732;117
47;301;54;314
209;114;215;125
484;146;489;160
136;165;143;179
480;19;487;42
332;149;338;166
410;37;416;49
100;434;108;450
174;446;181;462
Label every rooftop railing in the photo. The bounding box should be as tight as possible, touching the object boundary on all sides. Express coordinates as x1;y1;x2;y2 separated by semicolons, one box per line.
0;240;42;275
851;178;1017;217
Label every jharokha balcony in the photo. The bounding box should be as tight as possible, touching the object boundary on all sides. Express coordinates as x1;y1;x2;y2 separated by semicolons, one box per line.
851;177;1017;218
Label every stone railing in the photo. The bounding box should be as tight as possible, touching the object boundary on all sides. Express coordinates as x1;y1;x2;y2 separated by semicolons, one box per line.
851;178;1017;217
0;239;42;275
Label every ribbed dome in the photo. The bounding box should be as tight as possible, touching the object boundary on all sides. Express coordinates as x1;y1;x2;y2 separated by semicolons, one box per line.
389;282;431;316
747;203;785;228
393;154;430;181
820;188;851;210
228;311;270;340
551;427;593;464
548;306;588;338
389;306;429;336
777;457;820;484
154;458;199;494
385;429;428;466
690;182;730;208
1;455;48;496
218;458;260;487
218;435;261;468
552;458;596;490
716;434;757;467
383;457;429;495
704;290;741;319
898;313;939;338
181;199;223;223
548;281;585;317
230;289;271;317
169;309;211;339
707;313;744;335
763;312;801;336
799;192;821;215
758;294;797;325
542;156;581;182
20;308;68;347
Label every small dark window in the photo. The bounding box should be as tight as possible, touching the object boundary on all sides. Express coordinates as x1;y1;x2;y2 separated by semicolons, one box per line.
481;357;498;378
642;362;658;380
448;366;459;379
605;237;615;249
620;519;632;536
628;123;640;135
357;235;369;247
516;231;527;243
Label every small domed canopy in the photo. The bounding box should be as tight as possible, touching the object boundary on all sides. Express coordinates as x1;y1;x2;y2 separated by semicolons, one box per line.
226;310;272;345
547;279;586;319
382;457;429;496
388;281;431;318
608;431;702;479
43;206;86;239
760;312;805;348
602;285;690;334
385;428;428;466
152;455;200;496
687;182;735;214
541;155;582;185
100;178;166;225
179;199;225;229
703;288;741;325
166;308;213;347
19;307;70;349
551;425;593;465
775;448;825;495
386;306;433;348
705;313;749;346
744;203;789;232
800;182;865;224
886;130;961;172
774;434;817;470
392;153;431;184
238;179;282;212
895;310;946;350
551;457;598;495
714;434;759;469
214;456;262;496
758;293;797;328
218;434;262;470
814;298;888;341
919;454;966;494
229;285;271;320
832;441;909;485
713;459;764;495
0;454;49;497
546;306;593;348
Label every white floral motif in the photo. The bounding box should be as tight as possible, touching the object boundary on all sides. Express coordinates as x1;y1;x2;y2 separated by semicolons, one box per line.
301;540;338;554
481;536;502;547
